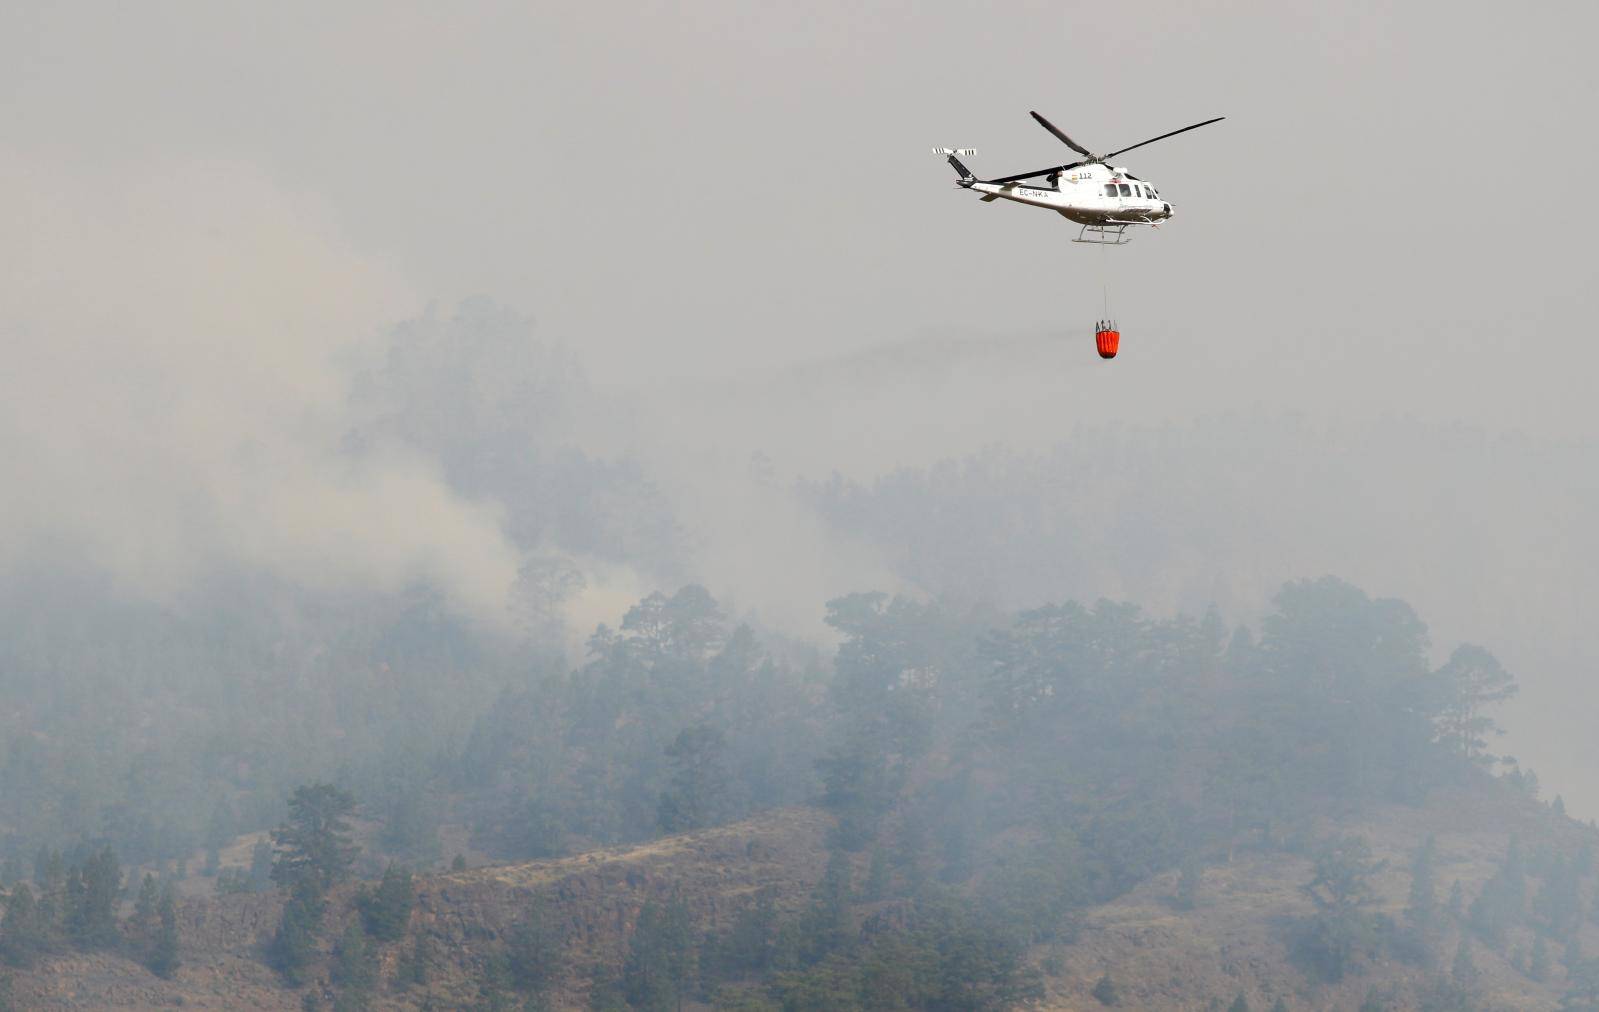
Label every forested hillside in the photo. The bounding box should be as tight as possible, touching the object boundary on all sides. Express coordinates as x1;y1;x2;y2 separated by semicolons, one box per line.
5;571;1591;1009
1;302;1591;1011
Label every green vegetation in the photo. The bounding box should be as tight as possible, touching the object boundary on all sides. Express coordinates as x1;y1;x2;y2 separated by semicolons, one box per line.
332;921;377;1001
270;875;328;984
621;898;695;1010
1294;835;1387;981
657;724;732;834
0;886;44;968
272;784;360;893
1092;972;1121;1005
355;865;414;942
150;884;180;979
64;846;120;950
0;567;1570;1007
505;898;561;996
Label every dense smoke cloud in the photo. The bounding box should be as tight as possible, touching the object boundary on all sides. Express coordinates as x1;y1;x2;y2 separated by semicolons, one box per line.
0;151;905;649
0;154;523;624
616;334;1599;813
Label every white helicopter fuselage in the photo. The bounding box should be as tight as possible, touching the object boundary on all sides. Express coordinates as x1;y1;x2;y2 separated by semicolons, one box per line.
967;162;1172;226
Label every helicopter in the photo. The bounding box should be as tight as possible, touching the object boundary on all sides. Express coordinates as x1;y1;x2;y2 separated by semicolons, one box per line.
933;111;1223;244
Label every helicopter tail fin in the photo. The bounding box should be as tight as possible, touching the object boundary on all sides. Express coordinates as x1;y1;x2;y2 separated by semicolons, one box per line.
933;148;977;184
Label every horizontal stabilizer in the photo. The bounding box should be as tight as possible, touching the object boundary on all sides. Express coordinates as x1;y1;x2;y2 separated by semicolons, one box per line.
932;147;977;156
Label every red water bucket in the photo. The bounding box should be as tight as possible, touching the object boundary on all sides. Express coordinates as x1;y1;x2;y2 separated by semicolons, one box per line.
1095;328;1120;359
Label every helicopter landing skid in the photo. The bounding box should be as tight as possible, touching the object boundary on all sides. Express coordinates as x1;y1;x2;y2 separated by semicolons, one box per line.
1072;222;1133;245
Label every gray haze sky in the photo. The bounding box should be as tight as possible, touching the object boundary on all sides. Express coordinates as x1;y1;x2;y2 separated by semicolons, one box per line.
5;2;1599;807
6;0;1596;415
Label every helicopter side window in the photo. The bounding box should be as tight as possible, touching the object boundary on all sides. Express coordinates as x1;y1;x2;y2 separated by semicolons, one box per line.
1104;184;1117;197
1118;183;1132;196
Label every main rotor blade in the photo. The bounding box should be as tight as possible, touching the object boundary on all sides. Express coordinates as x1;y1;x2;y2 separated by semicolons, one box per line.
1103;117;1225;160
1029;111;1093;158
985;161;1086;184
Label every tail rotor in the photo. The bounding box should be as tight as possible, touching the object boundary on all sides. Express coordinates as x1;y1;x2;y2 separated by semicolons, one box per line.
933;148;978;186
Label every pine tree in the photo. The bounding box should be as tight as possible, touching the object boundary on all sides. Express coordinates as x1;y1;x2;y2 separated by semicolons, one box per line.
1406;835;1438;931
132;873;159;927
1299;835;1385;980
708;889;776;980
1433;644;1517;760
657;723;731;834
1269;999;1290;1012
333;921;376;996
147;885;179;979
66;846;121;950
396;934;433;988
269;876;326;984
0;884;44;968
129;873;161;960
1228;994;1250;1012
271;784;360;893
622;898;694;1011
356;865;414;942
792;849;853;963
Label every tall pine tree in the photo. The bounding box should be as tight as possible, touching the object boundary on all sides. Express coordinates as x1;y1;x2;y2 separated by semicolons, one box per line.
271;784;360;894
147;884;179;979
